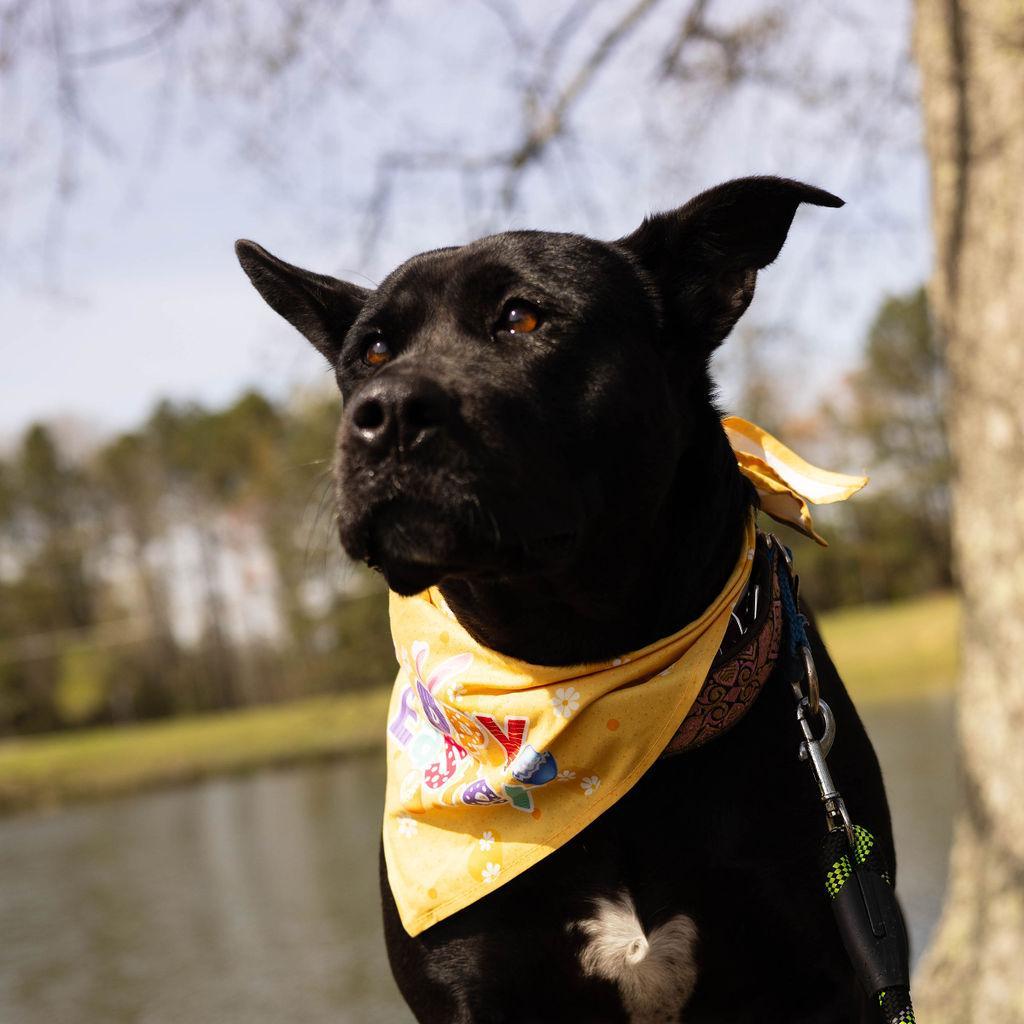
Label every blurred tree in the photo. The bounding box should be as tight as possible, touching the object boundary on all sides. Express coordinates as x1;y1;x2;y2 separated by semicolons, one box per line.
787;287;951;609
95;430;179;719
255;395;342;669
846;288;949;585
54;642;113;725
146;399;241;709
17;424;97;629
848;288;948;535
0;424;109;731
913;0;1024;1019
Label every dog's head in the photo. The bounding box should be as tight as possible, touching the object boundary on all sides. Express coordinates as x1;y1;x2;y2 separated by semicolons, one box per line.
237;177;840;598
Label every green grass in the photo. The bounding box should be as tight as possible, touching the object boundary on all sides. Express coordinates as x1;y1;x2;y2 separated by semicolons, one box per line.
0;688;390;815
0;592;959;815
818;591;958;703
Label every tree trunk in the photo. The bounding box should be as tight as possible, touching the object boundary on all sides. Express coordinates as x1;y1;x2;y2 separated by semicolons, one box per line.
913;1;1024;1020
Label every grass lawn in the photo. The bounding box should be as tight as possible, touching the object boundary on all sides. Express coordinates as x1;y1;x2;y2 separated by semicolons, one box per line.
0;592;958;815
0;689;390;815
818;591;958;703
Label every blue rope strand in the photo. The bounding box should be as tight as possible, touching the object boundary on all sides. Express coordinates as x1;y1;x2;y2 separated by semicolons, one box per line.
776;546;809;655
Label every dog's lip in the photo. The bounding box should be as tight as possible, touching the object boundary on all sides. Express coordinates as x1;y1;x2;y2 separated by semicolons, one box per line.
513;529;576;562
363;522;578;594
375;556;465;596
373;530;577;578
341;486;581;592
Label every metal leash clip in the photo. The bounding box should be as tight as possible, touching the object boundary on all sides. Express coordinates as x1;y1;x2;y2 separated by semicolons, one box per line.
771;533;853;845
796;695;855;847
793;644;821;716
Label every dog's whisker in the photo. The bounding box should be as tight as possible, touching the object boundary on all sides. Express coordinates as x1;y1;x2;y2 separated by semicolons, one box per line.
302;473;337;576
485;506;502;548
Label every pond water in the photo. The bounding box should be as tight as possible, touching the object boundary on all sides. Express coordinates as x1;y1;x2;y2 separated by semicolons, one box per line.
0;695;954;1024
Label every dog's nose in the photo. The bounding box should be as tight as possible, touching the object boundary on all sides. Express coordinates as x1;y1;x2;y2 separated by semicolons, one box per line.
348;375;454;457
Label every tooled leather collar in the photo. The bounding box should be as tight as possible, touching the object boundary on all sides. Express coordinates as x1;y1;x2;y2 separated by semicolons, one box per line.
661;532;783;758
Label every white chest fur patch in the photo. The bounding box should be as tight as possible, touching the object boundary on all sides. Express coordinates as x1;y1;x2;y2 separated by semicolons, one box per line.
574;893;698;1024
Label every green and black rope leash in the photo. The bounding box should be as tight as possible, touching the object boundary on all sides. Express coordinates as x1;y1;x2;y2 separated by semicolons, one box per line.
770;535;916;1024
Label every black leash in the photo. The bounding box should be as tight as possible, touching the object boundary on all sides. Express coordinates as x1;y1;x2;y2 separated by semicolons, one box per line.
769;535;916;1024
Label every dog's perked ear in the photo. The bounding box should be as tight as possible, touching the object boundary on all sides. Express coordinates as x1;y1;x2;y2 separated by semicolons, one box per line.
618;176;843;352
234;240;369;363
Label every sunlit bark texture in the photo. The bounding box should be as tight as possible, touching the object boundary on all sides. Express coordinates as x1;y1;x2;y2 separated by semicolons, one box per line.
913;0;1024;1020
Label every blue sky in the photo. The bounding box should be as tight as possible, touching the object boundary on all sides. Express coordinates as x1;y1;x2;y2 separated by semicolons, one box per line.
0;0;929;443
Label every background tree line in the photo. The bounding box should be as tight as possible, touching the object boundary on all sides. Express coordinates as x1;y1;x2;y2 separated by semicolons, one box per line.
787;284;951;605
0;390;393;735
0;283;948;737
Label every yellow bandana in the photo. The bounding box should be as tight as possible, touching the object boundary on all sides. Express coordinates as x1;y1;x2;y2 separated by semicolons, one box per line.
722;416;866;544
383;418;865;936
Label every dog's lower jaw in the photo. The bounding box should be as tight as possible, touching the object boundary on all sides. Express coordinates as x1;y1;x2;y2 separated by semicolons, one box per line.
437;418;755;666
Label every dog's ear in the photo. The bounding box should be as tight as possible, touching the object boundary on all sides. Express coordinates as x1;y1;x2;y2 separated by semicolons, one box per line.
618;177;842;352
235;240;369;362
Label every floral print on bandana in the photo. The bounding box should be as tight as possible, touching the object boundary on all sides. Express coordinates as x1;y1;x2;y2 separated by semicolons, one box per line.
551;686;580;718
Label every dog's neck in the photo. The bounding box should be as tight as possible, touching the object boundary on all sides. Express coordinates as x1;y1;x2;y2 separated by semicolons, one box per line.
440;414;755;666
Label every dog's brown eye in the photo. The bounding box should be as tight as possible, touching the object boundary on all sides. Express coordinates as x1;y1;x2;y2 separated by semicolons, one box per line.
497;300;541;334
364;338;392;367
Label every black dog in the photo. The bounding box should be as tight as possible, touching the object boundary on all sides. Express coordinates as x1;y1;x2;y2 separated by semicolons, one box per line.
237;177;895;1023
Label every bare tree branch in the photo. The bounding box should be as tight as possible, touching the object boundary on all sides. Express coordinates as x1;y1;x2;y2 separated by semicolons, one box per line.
357;0;670;253
498;0;666;208
660;0;711;76
68;0;199;68
357;0;796;250
0;0;917;289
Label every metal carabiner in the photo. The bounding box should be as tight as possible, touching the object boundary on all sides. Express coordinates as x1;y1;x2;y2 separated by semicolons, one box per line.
788;643;821;715
800;644;820;717
796;697;854;845
773;534;793;572
797;696;836;759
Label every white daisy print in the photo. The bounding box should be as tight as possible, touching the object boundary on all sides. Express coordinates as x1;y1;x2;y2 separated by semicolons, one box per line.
557;769;577;781
482;862;501;883
551;686;580;718
478;831;495;851
397;815;418;837
581;775;601;797
447;682;465;703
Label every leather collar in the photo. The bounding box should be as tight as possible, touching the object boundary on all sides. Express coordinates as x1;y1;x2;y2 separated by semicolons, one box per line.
661;533;782;757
